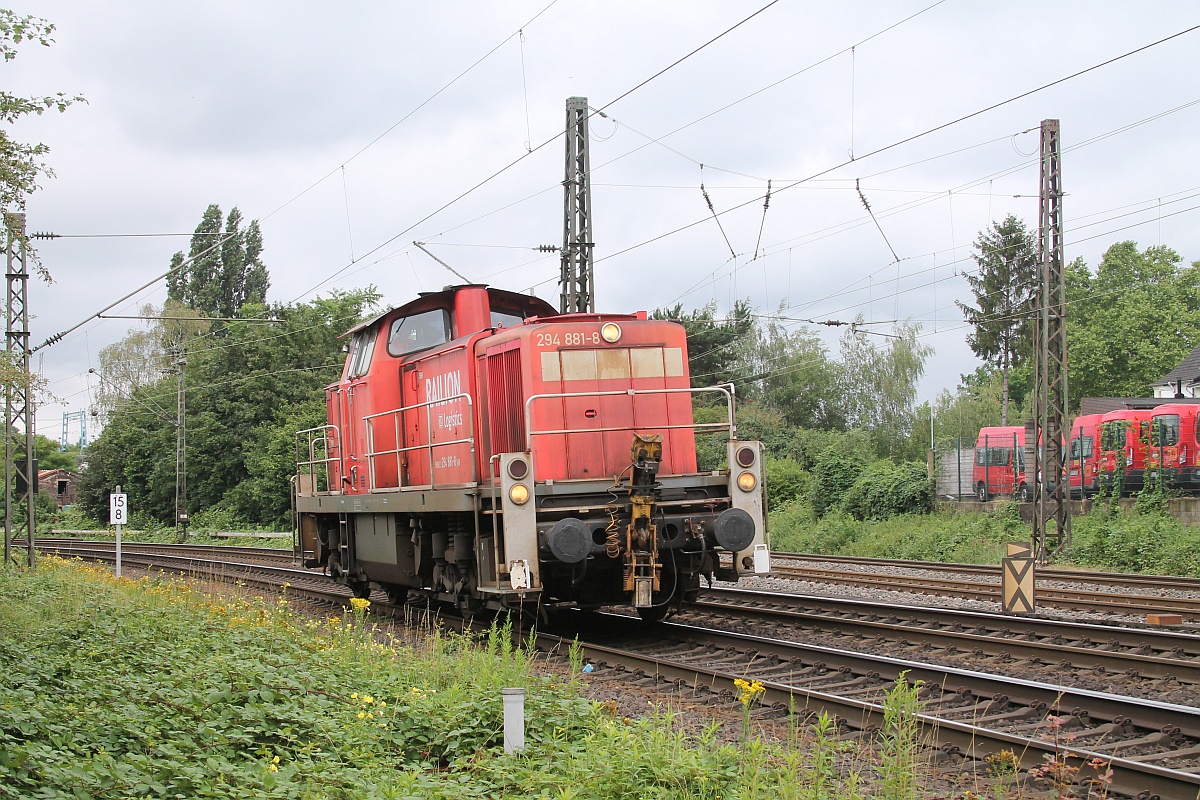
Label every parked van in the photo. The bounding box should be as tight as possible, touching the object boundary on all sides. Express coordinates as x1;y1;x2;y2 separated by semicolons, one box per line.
1066;414;1105;498
973;426;1027;501
1098;408;1151;495
1148;404;1200;492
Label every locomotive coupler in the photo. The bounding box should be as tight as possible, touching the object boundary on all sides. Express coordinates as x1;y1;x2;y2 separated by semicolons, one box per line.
625;434;663;607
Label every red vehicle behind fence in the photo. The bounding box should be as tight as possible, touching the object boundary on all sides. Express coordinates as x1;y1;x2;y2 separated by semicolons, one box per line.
1148;404;1200;492
1098;409;1152;495
1067;414;1104;498
973;426;1028;501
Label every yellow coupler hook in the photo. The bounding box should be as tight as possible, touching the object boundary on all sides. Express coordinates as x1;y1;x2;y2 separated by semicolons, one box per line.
625;434;663;607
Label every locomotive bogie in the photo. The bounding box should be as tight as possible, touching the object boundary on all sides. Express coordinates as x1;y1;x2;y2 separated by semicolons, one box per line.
294;284;770;616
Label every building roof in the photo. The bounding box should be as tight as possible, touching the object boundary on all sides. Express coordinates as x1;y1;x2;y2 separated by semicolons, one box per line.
1156;342;1200;387
37;468;79;479
1079;396;1200;416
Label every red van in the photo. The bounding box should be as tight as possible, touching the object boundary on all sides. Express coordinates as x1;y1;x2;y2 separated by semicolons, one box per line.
1067;414;1105;498
973;426;1028;501
1098;409;1151;495
1148;404;1200;492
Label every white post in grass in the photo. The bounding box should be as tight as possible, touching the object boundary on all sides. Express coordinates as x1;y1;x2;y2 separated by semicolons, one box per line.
502;688;525;753
110;485;127;578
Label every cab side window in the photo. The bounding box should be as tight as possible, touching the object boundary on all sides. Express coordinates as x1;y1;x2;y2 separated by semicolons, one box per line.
490;308;525;329
387;309;451;356
346;329;377;378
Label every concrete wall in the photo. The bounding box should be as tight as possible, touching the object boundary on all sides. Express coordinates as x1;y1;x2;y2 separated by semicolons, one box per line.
942;496;1200;525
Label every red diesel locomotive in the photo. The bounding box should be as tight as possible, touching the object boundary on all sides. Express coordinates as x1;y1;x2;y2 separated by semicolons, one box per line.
293;285;770;620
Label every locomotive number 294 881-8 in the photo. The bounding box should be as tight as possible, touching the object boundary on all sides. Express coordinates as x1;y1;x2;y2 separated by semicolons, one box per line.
536;330;602;347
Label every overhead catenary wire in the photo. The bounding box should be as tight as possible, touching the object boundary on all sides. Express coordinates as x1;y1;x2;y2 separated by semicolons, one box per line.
670;98;1200;315
291;0;784;303
593;23;1200;276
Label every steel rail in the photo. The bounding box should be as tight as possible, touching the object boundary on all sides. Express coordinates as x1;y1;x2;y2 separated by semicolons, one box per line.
770;563;1200;618
694;586;1200;684
775;551;1200;593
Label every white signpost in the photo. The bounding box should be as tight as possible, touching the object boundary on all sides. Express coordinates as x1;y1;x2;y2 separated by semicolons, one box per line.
110;486;127;577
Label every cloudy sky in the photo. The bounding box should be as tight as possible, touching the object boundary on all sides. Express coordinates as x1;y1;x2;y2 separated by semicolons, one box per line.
8;1;1200;442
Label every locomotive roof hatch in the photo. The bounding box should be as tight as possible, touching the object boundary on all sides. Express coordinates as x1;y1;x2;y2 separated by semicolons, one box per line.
341;284;559;339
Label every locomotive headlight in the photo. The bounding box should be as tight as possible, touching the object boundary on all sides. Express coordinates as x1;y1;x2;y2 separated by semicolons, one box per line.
509;483;530;505
736;471;757;492
600;322;622;343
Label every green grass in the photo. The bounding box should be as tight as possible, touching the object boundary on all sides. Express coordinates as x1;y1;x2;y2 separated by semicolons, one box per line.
2;558;947;799
768;503;1021;564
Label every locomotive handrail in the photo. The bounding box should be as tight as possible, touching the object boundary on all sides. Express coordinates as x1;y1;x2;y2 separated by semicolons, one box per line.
523;384;735;448
295;424;340;496
363;392;477;492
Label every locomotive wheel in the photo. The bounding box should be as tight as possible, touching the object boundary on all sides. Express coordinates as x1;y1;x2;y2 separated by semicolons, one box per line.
636;604;671;623
349;580;372;599
1017;483;1030;502
385;587;409;605
975;482;990;502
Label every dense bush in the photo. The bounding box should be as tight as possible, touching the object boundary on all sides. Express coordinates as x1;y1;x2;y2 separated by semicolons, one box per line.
764;457;808;508
810;435;870;517
840;460;933;521
1070;508;1200;576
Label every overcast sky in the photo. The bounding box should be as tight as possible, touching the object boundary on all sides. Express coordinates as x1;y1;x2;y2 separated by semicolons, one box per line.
8;1;1200;443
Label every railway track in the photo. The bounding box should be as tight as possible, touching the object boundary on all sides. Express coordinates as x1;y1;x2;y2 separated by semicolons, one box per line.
33;539;1200;798
775;550;1200;593
42;538;1200;618
770;553;1200;619
690;586;1200;689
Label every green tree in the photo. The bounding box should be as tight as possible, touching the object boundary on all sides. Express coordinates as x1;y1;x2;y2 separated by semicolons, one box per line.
1;9;82;277
956;215;1038;425
78;289;380;528
908;366;1025;455
651;300;755;392
1067;242;1200;405
92;301;208;422
838;321;933;459
747;318;844;430
166;204;270;320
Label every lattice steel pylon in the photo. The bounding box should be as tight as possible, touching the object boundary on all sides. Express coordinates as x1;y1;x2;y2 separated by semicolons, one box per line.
1029;119;1070;561
4;212;35;568
560;97;594;313
61;409;88;449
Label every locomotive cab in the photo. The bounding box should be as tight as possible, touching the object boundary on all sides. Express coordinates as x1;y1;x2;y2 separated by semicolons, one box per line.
294;285;770;619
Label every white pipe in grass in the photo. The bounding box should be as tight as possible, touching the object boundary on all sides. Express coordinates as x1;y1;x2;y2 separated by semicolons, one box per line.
502;688;525;753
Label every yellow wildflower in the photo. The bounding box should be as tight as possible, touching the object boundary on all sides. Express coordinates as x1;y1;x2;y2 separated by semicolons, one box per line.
734;677;766;708
350;597;371;612
351;693;358;700
358;712;366;719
